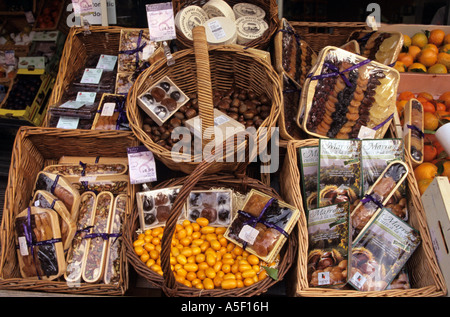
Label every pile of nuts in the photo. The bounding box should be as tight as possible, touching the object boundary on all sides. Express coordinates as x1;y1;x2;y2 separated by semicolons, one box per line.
142;87;272;151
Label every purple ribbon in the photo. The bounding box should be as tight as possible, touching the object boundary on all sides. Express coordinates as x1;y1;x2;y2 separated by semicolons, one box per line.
79;161;87;176
238;198;288;250
373;112;394;131
407;124;425;138
309;59;372;87
276;27;301;47
50;175;60;195
118;30;147;70
360;193;384;209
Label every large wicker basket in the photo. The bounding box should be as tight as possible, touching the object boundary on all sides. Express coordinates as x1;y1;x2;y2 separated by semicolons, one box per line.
0;127;138;295
290;21;368;53
126;26;282;175
172;0;279;50
280;139;447;297
123;156;298;297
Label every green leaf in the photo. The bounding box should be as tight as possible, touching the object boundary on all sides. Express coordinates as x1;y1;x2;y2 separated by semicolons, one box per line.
263;266;279;281
437;151;448;160
424;129;436;134
409;68;426;73
423;29;430;38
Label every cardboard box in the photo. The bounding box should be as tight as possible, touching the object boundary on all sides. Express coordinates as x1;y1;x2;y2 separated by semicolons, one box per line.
422;176;450;296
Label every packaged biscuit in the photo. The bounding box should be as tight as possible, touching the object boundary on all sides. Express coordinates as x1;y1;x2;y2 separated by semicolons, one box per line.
298;146;319;212
348;208;420;292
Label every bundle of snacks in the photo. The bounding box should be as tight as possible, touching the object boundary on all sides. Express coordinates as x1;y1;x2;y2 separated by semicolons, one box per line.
15;206;66;280
31;190;77;252
402;98;424;166
347;30;403;66
224;189;300;264
348;208;420;291
274;18;317;88
44;162;127;177
351;161;409;240
136;186;184;230
299;46;399;140
307;201;350;288
279;72;303;140
92;94;129;130
186;189;233;226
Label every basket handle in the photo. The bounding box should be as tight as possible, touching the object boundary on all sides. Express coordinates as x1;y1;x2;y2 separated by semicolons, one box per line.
192;26;215;148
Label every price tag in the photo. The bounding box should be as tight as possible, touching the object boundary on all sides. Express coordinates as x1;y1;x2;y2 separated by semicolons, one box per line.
146;2;176;42
101;102;116;116
56;116;80;129
72;0;93;15
76;92;97;105
350;271;367;289
80;68;103;84
5;50;15;66
238;225;259;245
18;236;29;256
207;20;226;40
24;11;35;24
127;146;157;184
96;54;117;71
59;100;86;109
357;125;377;139
317;271;331;285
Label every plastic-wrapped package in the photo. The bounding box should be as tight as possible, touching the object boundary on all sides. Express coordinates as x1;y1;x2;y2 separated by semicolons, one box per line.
348;208;420;292
44;162;127;177
403;98;424;166
347;30;403;65
186;189;233;226
351;161;409;240
104;194;127;284
306;201;350;288
82;191;114;283
31;190;77;251
224;189;300;263
118;29;159;74
65;191;96;285
274;18;317;88
318;139;361;208
68;175;129;196
136;186;185;230
15;207;66;280
299;46;399;139
92;94;129;130
48;90;102;120
298;146;319;212
34;172;81;222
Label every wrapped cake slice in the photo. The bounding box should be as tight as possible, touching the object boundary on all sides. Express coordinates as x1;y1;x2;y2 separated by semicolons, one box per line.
403;98;424;166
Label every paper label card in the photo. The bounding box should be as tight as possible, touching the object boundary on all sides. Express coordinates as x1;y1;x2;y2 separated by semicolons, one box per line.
101;102;116;116
96;54;117;71
56;116;80;129
59;100;86;109
127;146;157;184
76;92;97;105
80;68;103;84
146;2;176;42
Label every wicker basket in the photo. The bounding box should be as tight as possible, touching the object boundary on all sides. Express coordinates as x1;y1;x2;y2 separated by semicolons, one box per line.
124;155;298;297
279;139;447;297
290;22;368;53
0;126;139;295
172;0;279;50
126;26;282;175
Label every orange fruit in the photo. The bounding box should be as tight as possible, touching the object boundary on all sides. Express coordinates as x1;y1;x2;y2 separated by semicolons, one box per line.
393;61;406;73
424;111;439;130
408;45;422;60
417;91;434;101
423;101;436;113
440;43;450;53
439;91;450;108
398;91;415;101
414;162;438;181
428;63;448;74
411;32;428;48
397;52;414;67
403;34;411;48
436;104;447;113
441;161;450;179
423;144;438;162
444;34;450;45
423;43;439;55
408;62;427;73
428;29;445;46
437;52;450;69
418;48;438;67
417;178;433;195
396;99;407;114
